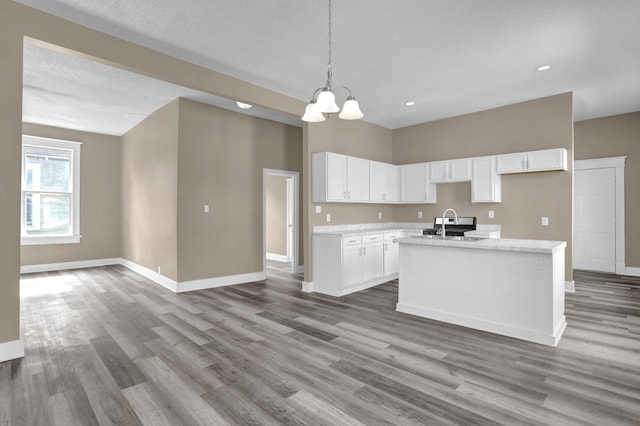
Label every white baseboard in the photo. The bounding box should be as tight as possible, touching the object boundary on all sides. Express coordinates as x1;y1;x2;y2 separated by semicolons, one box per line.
302;281;315;293
266;252;289;263
22;257;268;294
20;258;121;274
118;258;179;293
0;339;25;362
565;280;575;293
625;266;640;277
177;271;266;293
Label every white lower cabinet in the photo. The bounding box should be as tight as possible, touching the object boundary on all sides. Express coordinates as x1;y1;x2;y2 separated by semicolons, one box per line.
383;231;403;276
313;232;399;296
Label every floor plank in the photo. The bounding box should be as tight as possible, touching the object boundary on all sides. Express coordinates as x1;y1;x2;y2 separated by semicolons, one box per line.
1;264;638;425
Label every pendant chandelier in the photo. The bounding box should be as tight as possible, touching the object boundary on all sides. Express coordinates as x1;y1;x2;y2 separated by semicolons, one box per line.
301;0;363;122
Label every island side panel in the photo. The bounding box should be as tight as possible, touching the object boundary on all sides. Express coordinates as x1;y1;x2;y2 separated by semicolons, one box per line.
397;243;566;346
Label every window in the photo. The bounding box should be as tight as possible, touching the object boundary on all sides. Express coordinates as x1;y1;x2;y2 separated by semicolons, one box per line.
21;135;81;245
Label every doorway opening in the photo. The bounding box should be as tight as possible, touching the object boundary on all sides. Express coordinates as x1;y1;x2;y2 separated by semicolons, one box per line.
573;157;626;274
263;169;300;276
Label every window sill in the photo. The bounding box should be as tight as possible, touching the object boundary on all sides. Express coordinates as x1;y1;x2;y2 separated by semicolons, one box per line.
21;235;81;246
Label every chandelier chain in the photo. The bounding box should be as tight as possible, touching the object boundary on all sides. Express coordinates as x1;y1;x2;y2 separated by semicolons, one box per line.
326;0;333;88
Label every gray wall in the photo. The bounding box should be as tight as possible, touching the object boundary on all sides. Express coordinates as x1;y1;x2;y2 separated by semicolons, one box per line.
121;100;180;280
21;123;122;266
575;111;640;268
392;93;574;281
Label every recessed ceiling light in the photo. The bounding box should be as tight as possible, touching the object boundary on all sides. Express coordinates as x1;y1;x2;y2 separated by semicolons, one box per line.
236;101;252;109
537;65;551;71
405;101;415;106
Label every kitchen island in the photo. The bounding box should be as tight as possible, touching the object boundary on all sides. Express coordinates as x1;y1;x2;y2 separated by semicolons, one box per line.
396;236;567;346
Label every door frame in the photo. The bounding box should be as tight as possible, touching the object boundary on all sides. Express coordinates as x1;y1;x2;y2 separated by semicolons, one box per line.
263;168;300;274
574;156;626;274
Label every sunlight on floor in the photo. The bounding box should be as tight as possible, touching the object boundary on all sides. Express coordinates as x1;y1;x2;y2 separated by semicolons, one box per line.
20;274;79;297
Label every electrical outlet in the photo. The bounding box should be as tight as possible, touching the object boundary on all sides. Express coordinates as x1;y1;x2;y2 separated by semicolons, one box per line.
378;212;382;220
157;266;161;274
204;204;209;213
488;210;494;219
326;213;331;222
418;211;423;219
315;205;321;213
542;216;549;226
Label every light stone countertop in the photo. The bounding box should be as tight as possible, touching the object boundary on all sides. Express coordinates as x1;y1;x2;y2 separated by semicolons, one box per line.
396;236;566;254
312;222;501;238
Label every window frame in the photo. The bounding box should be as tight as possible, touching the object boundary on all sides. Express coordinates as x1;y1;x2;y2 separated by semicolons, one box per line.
21;135;82;246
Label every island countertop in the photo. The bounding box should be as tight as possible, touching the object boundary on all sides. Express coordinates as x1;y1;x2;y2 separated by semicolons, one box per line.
396;236;566;255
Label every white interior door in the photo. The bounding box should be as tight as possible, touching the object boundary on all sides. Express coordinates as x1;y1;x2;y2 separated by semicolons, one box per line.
574;167;616;272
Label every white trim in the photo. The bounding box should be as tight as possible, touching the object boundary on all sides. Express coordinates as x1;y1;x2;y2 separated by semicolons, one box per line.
302;281;315;293
21;258;269;294
21;135;82;246
20;258;120;274
266;252;289;263
574;157;627;274
0;339;25;363
564;281;575;293
118;258;178;292
177;271;267;293
625;267;640;277
263;169;301;275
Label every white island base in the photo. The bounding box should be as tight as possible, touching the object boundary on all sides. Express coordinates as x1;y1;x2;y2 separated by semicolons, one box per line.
396;237;567;346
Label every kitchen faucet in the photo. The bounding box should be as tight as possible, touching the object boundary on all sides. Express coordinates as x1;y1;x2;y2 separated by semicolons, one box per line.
441;208;458;238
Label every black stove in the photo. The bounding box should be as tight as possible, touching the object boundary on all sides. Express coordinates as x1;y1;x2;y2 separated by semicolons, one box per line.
423;216;477;237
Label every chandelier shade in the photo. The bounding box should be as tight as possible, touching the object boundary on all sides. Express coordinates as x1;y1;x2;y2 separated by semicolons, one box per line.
301;102;326;122
338;97;364;120
300;0;363;123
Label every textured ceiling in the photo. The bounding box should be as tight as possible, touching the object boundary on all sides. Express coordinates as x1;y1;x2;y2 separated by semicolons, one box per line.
17;0;640;136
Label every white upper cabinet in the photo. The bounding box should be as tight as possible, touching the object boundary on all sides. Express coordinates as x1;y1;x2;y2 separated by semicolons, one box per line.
400;163;436;203
370;161;400;203
313;152;370;202
346;156;370;201
472;156;501;203
496;148;567;174
429;158;472;183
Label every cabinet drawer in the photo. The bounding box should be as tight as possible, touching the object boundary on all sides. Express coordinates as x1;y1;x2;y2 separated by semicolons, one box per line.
384;231;403;241
362;234;383;244
342;236;362;246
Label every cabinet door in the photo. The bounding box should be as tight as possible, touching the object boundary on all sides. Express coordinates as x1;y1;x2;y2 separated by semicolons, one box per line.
346;156;370;201
496;152;528;174
326;153;347;200
341;245;362;289
383;241;400;276
361;243;384;283
429;161;449;183
369;161;385;202
400;163;426;202
450;158;472;181
383;163;400;202
527;149;567;172
472;157;501;202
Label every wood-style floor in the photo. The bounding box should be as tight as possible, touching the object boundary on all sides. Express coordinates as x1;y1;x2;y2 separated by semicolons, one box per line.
1;264;639;425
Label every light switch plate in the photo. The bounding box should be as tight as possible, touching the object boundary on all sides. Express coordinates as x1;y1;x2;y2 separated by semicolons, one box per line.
204;205;209;213
542;216;549;226
488;210;494;219
315;205;321;213
418;211;423;219
378;212;382;220
326;213;331;222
